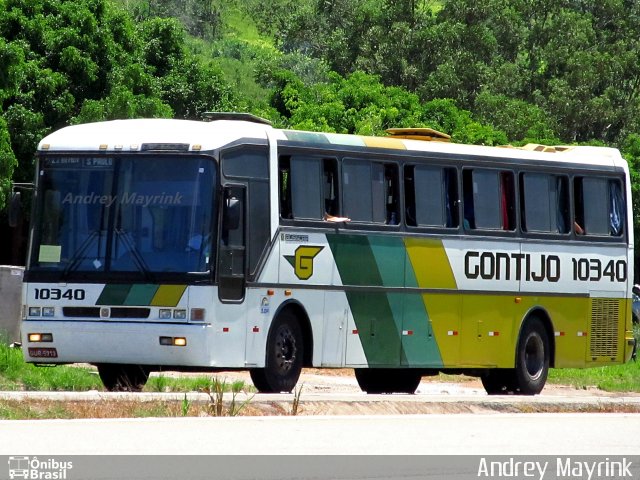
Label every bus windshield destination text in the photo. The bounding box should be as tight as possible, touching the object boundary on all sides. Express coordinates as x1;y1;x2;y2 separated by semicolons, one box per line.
465;251;627;283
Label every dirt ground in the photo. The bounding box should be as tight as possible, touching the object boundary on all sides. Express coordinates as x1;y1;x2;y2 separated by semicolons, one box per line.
149;368;640;416
178;367;627;397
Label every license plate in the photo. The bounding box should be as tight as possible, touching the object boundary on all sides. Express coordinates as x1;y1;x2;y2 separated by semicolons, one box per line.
28;347;58;358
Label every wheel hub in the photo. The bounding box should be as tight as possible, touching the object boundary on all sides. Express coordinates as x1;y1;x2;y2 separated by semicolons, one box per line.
275;328;296;371
524;334;544;380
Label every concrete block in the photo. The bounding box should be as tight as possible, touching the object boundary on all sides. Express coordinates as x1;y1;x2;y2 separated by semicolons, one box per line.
0;265;23;344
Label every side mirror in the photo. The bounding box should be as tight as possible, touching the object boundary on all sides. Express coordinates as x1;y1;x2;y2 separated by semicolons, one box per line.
8;191;21;228
223;196;240;231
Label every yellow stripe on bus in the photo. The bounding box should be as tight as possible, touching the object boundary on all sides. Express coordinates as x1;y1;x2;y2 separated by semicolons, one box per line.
361;136;406;150
404;238;457;289
150;285;187;307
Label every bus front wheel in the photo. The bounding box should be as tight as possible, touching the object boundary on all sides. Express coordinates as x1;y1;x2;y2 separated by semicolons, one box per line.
250;311;304;393
97;364;150;392
513;317;550;395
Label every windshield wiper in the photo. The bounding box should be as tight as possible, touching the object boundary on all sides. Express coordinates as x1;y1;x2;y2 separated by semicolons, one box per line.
114;229;152;281
62;231;101;279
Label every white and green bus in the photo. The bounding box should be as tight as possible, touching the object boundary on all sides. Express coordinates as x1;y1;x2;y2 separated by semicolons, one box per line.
19;114;636;394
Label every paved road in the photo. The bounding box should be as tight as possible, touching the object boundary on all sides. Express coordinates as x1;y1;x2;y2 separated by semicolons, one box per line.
1;413;638;455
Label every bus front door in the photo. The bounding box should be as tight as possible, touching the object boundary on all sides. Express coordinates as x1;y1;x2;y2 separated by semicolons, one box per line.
218;186;246;302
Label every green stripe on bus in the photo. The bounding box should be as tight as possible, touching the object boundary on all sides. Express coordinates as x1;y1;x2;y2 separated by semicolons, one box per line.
97;284;132;305
401;292;443;366
328;234;402;365
97;284;186;306
328;233;444;367
327;234;384;286
368;236;405;288
123;284;160;306
283;130;330;144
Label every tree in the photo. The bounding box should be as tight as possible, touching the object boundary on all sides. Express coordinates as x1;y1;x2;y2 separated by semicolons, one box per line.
0;0;236;196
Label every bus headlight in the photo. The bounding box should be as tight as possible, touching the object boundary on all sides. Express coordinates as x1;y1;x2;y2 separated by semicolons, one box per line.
28;333;53;342
159;336;187;347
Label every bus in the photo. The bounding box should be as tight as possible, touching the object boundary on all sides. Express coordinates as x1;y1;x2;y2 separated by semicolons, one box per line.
18;114;636;395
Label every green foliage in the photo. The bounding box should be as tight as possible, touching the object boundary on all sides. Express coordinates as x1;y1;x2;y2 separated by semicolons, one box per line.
0;117;17;208
266;69;508;145
271;0;640;146
0;0;236;198
130;0;223;41
474;91;558;143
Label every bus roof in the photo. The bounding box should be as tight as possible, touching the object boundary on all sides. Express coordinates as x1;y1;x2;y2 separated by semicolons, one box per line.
38;118;626;170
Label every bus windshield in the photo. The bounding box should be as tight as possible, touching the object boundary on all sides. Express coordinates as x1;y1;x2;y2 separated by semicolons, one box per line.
29;155;216;280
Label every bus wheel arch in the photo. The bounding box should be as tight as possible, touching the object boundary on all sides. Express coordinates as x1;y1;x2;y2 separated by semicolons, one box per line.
249;301;312;393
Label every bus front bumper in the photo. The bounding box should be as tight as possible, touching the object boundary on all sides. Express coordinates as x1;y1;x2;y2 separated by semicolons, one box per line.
21;320;215;367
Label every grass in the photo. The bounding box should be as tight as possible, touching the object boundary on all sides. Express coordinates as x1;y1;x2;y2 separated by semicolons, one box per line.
547;323;640;392
145;374;252;394
0;342;102;391
0;341;252;393
548;359;640;392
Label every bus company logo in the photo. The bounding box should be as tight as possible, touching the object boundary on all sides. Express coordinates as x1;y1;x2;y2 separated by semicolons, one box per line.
8;456;73;479
284;246;324;280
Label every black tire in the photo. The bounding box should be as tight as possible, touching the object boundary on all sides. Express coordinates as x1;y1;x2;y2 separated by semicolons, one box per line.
250;311;304;393
354;368;421;394
513;317;550;395
481;369;517;395
97;364;150;392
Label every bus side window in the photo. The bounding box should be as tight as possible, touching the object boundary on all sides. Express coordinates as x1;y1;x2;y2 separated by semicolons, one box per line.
384;164;399;225
279;157;292;219
521;173;569;234
609;179;624;236
500;172;516;230
290;156;323;220
281;156;340;221
343;159;398;224
577;177;609;235
405;165;457;228
574;177;625;237
323;158;340;217
462;170;475;229
463;169;514;231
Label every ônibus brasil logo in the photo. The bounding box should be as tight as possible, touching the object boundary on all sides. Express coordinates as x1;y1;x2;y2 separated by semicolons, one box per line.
8;456;73;479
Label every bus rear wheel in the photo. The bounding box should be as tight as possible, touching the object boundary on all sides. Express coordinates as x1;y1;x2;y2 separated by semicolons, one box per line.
250;311;304;393
513;317;550;395
354;368;421;394
481;369;516;395
97;364;150;392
